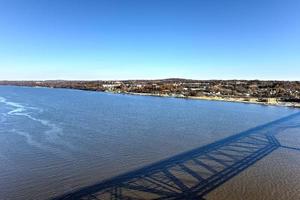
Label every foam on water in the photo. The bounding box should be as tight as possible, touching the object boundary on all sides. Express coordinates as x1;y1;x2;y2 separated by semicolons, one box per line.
12;129;45;150
0;96;26;114
11;129;71;158
0;96;74;154
0;96;5;103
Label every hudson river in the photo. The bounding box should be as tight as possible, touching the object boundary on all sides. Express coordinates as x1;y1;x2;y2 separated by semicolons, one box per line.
0;86;299;199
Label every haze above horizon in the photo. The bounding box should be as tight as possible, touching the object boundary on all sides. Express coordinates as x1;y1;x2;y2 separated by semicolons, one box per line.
0;0;300;81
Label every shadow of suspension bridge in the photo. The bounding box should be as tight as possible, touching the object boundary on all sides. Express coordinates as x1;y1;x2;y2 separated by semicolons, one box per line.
52;112;300;200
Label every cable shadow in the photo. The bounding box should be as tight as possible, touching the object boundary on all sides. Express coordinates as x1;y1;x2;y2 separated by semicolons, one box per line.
280;146;300;152
51;112;300;200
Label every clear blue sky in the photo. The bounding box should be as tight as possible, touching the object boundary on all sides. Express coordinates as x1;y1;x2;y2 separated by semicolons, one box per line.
0;0;299;80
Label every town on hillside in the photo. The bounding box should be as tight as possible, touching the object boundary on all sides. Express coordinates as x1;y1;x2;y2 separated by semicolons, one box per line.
1;79;300;107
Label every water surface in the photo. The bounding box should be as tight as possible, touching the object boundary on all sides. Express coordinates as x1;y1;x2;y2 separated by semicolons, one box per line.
0;86;298;200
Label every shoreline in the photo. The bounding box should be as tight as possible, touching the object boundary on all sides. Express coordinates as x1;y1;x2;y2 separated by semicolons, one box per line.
1;84;300;108
117;91;300;108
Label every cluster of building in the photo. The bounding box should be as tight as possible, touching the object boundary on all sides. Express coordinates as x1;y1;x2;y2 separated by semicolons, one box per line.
100;79;300;101
1;79;300;104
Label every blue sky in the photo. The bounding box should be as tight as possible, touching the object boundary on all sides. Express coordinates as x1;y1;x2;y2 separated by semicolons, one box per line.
0;0;299;80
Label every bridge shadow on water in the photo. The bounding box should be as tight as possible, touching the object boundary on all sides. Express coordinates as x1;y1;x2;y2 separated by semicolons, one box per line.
52;112;300;200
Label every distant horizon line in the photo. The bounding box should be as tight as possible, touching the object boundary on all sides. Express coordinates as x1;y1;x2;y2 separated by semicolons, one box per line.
1;78;300;82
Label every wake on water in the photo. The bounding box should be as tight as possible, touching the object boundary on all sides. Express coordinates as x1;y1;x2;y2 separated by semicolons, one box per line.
0;96;74;157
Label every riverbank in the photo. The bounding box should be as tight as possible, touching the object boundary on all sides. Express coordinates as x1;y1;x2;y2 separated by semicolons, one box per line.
189;96;300;108
120;91;300;108
1;84;300;108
